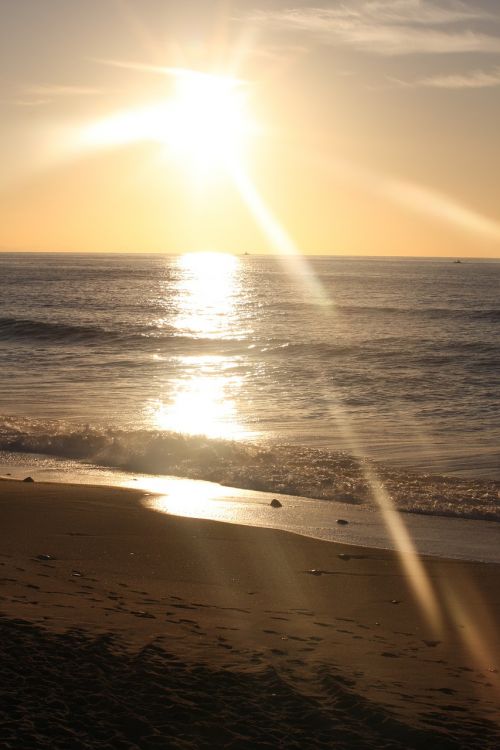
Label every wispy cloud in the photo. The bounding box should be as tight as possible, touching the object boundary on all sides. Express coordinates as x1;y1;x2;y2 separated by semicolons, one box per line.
92;58;172;76
361;0;489;25
24;85;104;97
6;84;105;108
249;1;500;56
395;66;500;88
8;98;52;108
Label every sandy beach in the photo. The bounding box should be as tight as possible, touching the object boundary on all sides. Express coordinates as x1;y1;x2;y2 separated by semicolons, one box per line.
0;478;499;749
3;0;500;744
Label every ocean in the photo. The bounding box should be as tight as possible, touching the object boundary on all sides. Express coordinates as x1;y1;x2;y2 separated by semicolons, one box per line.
1;252;499;523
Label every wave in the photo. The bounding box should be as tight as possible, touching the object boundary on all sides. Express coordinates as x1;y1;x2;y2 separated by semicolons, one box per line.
0;316;126;344
1;418;499;522
263;303;500;322
351;305;500;322
0;317;246;352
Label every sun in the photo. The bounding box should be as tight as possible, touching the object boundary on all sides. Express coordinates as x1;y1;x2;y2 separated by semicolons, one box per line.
162;69;254;174
81;68;256;178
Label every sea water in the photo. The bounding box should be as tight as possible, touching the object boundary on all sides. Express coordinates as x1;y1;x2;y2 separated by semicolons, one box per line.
1;252;499;522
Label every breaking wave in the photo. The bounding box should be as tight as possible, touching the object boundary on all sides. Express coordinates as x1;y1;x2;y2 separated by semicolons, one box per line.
1;418;499;522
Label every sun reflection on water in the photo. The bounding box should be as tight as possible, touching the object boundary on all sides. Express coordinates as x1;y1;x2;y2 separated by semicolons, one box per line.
152;252;252;439
173;251;241;338
153;366;248;439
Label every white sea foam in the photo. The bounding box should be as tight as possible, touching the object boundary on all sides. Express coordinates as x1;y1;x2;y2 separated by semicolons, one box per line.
0;420;499;521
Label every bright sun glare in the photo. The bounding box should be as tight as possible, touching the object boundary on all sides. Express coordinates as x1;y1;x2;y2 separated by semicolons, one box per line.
164;70;253;173
82;68;255;177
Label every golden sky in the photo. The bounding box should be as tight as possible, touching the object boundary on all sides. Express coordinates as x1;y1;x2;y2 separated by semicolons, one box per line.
1;0;499;257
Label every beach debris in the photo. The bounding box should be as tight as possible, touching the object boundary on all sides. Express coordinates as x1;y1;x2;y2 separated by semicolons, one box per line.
270;498;282;508
36;554;54;561
71;570;83;577
336;518;349;525
307;569;324;576
23;476;35;483
390;599;401;605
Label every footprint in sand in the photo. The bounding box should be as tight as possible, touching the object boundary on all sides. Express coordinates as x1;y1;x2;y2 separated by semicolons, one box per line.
131;610;156;619
171;603;197;610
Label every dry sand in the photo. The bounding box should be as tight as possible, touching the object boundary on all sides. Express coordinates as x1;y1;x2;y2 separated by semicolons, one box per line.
0;478;499;749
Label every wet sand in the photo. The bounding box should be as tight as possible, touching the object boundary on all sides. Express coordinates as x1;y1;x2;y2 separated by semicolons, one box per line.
0;478;499;748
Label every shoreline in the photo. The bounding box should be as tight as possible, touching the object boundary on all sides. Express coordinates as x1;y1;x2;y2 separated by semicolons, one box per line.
1;426;499;522
1;478;499;748
2;462;500;565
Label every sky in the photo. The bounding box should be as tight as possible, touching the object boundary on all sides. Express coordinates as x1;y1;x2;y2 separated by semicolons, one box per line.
0;0;499;257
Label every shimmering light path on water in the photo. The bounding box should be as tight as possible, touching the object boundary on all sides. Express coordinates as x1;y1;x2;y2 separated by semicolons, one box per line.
1;253;499;480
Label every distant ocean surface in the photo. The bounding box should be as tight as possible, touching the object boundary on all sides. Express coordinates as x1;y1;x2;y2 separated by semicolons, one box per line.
1;252;499;520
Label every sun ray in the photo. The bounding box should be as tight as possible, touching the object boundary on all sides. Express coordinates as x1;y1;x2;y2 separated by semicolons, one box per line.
229;163;329;305
318;386;444;635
